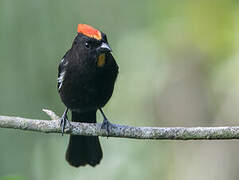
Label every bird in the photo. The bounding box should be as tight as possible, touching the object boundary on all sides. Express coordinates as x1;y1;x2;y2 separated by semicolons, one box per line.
57;24;119;167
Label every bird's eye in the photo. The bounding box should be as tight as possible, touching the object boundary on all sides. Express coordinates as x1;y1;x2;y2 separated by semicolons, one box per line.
85;42;90;49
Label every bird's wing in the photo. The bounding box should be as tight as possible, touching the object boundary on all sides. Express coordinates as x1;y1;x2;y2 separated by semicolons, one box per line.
57;52;69;91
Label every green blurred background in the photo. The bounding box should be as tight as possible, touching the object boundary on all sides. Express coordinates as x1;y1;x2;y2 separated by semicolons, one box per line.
1;0;239;179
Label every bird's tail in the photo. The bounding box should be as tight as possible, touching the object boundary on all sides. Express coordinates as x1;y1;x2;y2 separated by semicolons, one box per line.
65;111;103;167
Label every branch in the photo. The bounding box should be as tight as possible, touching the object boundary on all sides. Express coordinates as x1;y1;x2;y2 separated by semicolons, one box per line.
0;109;239;140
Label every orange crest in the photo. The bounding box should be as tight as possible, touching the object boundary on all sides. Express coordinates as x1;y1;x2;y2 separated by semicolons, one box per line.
77;24;102;40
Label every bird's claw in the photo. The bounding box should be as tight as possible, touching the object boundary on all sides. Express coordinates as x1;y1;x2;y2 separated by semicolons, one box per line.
60;108;71;135
101;118;112;136
60;117;71;136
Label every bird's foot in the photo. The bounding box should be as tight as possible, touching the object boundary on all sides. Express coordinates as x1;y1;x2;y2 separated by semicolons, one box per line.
60;108;71;135
99;108;112;136
101;118;113;136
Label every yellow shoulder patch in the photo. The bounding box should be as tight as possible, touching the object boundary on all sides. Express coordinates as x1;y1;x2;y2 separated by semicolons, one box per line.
97;53;106;67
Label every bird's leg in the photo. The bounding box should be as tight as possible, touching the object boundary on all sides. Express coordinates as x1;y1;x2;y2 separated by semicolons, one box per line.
99;108;112;136
60;108;71;135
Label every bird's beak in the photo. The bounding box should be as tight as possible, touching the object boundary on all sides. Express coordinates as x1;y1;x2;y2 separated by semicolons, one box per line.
97;42;112;53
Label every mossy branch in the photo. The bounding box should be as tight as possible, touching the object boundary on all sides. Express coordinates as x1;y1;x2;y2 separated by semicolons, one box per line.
0;109;239;140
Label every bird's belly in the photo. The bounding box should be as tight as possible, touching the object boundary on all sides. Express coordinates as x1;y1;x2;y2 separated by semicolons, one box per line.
60;76;114;112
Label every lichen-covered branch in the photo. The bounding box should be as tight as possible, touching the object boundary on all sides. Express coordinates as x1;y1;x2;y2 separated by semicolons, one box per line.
1;109;239;140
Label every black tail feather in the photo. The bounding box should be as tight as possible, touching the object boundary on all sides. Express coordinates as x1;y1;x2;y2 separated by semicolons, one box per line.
65;111;103;167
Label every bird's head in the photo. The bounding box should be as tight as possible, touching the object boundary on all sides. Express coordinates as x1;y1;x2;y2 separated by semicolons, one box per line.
71;24;112;67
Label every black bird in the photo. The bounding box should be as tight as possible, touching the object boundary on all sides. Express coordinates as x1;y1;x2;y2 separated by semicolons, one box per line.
57;24;118;167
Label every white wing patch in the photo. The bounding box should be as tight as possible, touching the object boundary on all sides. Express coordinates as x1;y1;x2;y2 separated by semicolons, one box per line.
61;58;68;66
58;58;69;90
58;71;65;90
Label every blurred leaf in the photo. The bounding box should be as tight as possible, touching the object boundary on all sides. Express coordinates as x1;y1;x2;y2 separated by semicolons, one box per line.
0;175;24;180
